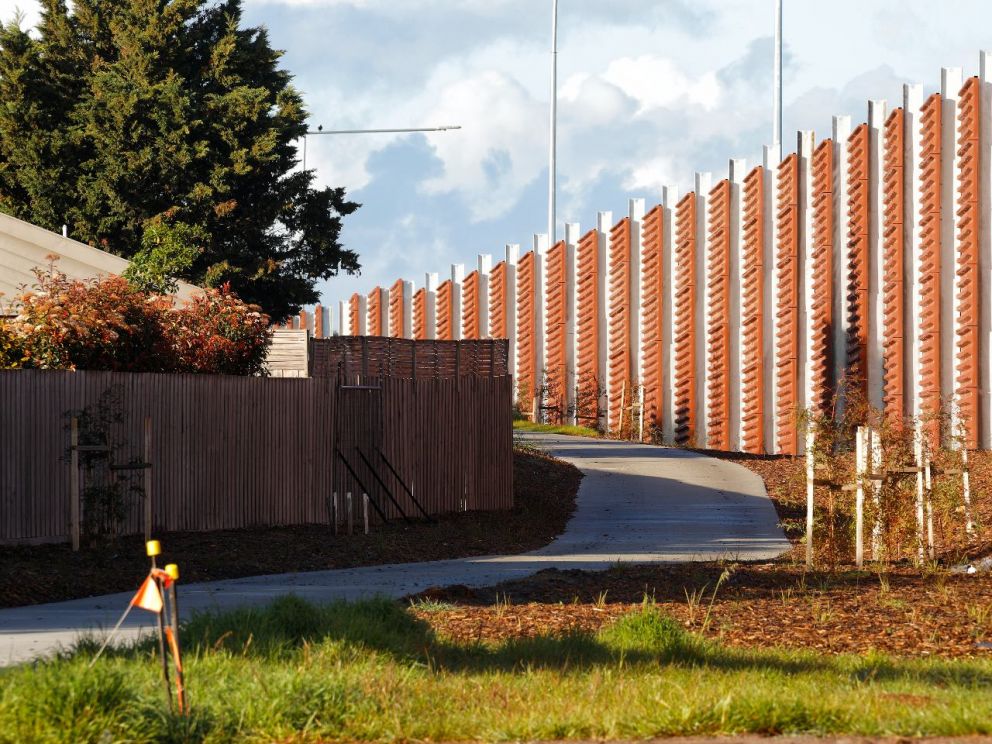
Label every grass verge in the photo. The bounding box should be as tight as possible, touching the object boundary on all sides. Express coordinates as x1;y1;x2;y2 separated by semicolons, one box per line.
513;419;600;437
2;596;991;743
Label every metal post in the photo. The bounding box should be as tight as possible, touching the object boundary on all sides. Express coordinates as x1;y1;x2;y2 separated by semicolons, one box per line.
548;0;558;243
143;417;152;542
773;0;783;161
70;417;79;552
855;426;866;568
805;428;814;569
363;494;369;535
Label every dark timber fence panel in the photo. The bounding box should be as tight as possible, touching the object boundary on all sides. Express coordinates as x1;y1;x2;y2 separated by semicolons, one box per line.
0;368;511;544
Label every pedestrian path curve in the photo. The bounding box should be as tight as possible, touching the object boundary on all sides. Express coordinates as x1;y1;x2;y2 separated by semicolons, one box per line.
0;434;790;666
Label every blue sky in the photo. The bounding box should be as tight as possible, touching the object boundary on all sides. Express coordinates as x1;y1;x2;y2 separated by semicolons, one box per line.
4;0;992;310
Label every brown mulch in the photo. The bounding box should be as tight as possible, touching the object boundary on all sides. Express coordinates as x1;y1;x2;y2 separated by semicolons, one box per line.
0;448;581;608
409;562;992;658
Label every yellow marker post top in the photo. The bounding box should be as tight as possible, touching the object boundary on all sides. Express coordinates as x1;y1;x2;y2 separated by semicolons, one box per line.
145;539;161;557
164;564;179;581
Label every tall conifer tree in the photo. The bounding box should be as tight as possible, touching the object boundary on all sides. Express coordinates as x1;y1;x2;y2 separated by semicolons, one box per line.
0;0;359;319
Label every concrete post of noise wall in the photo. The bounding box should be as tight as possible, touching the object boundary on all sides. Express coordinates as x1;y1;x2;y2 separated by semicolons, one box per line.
797;130;815;454
694;172;712;448
629;197;645;431
533;234;549;421
478;254;492;339
729;160;746;451
831;116;852;419
762;146;780;453
451;263;465;341
565;223;580;425
363;494;369;535
661;185;679;445
402;280;414;339
355;295;368;336
904;83;925;425
868;100;888;413
425;272;439;340
596;212;612;432
505;245;519;384
941;67;964;433
979;52;992;449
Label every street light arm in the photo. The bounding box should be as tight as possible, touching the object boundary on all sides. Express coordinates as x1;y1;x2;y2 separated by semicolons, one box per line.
305;126;462;135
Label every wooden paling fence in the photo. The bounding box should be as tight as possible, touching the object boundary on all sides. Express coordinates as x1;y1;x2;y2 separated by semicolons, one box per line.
0;369;512;545
310;336;509;380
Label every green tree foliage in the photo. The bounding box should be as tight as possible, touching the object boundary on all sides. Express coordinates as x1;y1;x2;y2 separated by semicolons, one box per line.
0;0;359;320
123;214;204;295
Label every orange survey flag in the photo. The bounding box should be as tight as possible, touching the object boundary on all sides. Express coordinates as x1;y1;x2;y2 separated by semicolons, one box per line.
131;575;163;613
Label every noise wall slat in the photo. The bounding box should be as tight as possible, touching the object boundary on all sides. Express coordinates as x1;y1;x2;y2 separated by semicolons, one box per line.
389;280;405;338
413;288;428;340
706;179;732;450
741;167;765;453
811;139;835;416
545;241;568;421
576;229;600;424
956;76;981;448
516;251;537;408
919;93;942;447
367;287;383;337
674;192;697;446
882;108;906;424
436;280;454;341
349;294;360;337
846;124;871;398
462;271;481;340
640;205;664;438
776;154;800;455
489;262;508;339
608;218;632;435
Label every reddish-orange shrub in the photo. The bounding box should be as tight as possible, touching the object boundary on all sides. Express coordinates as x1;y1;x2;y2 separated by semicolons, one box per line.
3;268;271;375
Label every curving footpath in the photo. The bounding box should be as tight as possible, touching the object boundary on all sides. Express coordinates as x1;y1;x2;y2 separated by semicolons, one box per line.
0;433;790;666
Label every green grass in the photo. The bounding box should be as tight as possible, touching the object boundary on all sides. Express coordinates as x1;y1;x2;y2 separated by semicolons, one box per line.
2;596;992;743
512;419;600;437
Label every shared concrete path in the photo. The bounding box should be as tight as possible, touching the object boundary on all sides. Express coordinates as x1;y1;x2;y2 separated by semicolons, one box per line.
0;433;790;666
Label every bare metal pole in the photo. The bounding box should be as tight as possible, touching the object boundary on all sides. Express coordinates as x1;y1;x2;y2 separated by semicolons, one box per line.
773;0;783;161
549;0;558;244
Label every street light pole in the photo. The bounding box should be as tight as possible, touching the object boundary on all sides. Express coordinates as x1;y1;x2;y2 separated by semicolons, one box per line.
773;0;783;161
301;125;462;171
548;0;559;245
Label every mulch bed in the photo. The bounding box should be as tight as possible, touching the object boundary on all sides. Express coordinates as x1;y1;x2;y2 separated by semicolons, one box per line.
410;562;992;658
0;448;581;608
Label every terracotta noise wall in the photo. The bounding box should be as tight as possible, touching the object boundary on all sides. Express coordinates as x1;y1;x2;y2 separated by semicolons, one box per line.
516;251;537;409
775;154;800;455
607;218;632;435
367;287;384;337
333;52;992;455
956;76;981;448
919;93;942;448
740;167;765;453
640;205;665;439
674;192;697;446
488;262;508;339
436;280;454;341
544;241;568;422
882;109;906;425
462;271;481;340
576;229;600;424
